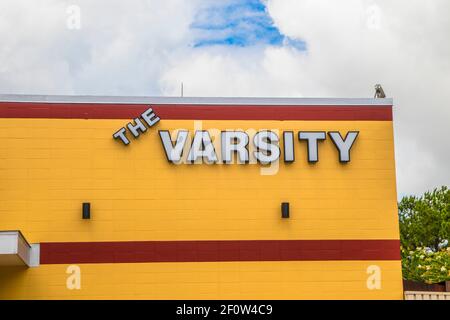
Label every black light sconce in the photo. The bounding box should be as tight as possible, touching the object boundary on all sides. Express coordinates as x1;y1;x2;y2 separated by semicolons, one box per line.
281;202;289;219
82;202;91;219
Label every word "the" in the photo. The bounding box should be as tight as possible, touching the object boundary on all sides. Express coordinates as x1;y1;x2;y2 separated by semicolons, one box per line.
113;108;160;145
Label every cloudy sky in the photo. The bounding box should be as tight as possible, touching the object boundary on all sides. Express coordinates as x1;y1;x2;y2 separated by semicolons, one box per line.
0;0;448;198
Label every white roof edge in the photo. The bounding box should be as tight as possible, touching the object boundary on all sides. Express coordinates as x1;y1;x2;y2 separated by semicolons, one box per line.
0;94;393;106
1;230;31;248
0;230;39;267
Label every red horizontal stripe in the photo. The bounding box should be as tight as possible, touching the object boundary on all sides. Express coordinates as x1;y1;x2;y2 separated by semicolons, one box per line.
0;102;392;120
39;240;400;264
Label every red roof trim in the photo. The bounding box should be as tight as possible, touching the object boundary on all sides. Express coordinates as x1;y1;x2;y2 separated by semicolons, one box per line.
0;102;392;121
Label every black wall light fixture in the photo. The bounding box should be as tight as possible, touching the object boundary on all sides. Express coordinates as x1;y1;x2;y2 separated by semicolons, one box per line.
82;202;91;219
281;202;289;219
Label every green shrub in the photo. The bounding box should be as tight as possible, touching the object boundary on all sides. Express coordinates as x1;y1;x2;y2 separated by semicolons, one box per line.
401;246;450;283
399;186;449;283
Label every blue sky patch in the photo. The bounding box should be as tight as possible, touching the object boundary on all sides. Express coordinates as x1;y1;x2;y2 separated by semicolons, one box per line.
191;0;305;50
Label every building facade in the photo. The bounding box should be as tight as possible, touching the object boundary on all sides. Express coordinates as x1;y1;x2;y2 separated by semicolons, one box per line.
0;95;402;299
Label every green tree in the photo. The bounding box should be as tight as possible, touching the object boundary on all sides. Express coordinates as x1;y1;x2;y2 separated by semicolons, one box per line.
399;186;450;283
399;186;449;251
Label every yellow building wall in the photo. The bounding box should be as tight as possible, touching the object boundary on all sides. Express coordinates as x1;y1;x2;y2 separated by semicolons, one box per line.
0;261;402;300
0;118;401;299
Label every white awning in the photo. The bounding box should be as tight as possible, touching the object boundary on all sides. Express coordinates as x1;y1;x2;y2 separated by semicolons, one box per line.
0;231;39;267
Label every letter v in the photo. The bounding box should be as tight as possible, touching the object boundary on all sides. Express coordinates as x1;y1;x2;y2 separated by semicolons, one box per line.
159;130;189;163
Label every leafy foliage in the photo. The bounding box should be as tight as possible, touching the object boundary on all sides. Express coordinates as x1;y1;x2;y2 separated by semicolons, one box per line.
399;186;449;251
401;247;450;283
399;186;450;283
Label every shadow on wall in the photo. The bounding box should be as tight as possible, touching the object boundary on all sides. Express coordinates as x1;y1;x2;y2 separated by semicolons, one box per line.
0;266;29;299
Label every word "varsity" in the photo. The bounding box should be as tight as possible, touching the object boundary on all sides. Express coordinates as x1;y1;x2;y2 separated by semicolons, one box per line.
159;130;359;164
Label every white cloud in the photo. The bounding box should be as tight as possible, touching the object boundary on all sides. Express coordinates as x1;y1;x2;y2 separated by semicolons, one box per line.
0;0;448;197
265;0;450;196
159;46;308;97
0;0;197;94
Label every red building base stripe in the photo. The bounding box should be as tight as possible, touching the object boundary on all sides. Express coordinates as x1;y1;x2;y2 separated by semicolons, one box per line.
39;240;400;264
0;102;392;121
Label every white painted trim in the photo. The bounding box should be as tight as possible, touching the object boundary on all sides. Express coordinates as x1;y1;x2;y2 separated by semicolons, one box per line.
29;244;40;267
0;94;393;106
0;231;22;254
405;291;450;300
0;230;39;267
